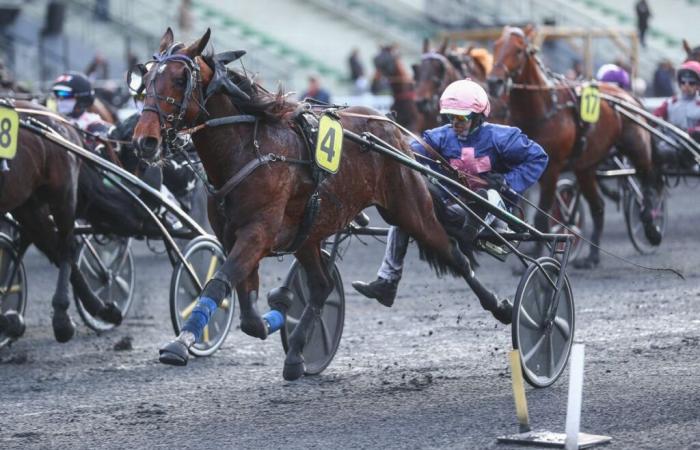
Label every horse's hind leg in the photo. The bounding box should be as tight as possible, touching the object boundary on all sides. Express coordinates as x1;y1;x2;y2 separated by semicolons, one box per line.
13;201;76;342
572;167;603;269
283;243;333;381
384;200;512;324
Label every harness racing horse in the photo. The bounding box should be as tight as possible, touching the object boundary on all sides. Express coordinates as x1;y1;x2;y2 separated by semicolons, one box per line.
683;39;700;62
0;101;122;342
414;39;507;128
133;28;513;380
487;26;663;268
372;45;424;132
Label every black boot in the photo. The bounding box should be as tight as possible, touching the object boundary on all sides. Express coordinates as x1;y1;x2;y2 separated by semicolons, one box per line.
351;277;398;307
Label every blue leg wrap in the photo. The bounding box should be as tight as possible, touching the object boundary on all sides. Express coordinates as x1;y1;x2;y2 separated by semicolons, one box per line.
262;309;285;335
181;296;218;342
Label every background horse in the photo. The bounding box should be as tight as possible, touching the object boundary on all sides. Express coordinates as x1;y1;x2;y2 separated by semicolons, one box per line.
133;28;512;381
683;39;700;62
372;44;424;132
0;101;122;342
487;25;662;268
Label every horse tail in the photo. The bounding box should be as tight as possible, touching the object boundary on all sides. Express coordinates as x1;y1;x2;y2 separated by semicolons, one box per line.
414;236;478;279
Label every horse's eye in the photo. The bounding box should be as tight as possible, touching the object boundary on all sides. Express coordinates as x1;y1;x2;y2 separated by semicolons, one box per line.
174;77;187;88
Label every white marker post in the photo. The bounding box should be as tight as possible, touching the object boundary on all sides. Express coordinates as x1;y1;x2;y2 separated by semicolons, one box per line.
565;344;585;449
497;343;611;448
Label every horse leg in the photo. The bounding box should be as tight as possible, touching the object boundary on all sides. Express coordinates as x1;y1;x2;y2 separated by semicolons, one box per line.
533;164;561;258
283;243;334;381
572;167;603;269
384;199;512;324
619;150;663;246
13;201;76;342
70;266;123;325
159;224;274;365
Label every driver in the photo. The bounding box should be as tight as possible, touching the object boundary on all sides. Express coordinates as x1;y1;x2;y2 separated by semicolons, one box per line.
653;60;700;166
50;71;113;146
352;79;548;321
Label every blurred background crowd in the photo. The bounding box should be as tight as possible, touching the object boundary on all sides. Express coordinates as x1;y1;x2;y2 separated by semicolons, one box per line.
0;0;697;117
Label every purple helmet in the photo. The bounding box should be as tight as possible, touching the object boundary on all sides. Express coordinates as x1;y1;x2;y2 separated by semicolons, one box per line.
596;64;631;90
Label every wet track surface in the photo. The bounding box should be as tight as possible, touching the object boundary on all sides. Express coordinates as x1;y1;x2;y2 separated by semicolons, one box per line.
1;186;699;450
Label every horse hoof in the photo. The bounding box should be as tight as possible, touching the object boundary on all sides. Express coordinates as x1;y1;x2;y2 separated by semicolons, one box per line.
159;340;189;366
572;257;599;270
240;317;268;340
52;312;75;343
0;311;26;338
98;302;123;325
283;357;305;381
643;223;662;246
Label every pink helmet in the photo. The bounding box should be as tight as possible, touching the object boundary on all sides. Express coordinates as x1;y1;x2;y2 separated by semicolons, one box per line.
678;60;700;83
439;79;491;117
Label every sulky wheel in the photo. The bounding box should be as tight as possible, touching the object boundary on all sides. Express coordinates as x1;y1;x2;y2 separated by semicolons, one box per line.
549;178;585;260
0;233;27;349
170;235;235;357
512;257;575;388
74;235;135;331
624;188;667;255
281;250;345;375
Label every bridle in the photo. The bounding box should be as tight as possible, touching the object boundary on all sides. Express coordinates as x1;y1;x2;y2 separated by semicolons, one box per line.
139;43;209;146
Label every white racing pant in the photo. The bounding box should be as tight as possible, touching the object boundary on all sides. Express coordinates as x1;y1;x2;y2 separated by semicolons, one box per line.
377;189;509;282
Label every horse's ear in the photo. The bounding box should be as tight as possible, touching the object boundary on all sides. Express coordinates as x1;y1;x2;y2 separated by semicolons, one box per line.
439;37;449;54
422;38;429;53
683;39;692;56
159;28;174;53
185;28;211;57
524;24;537;40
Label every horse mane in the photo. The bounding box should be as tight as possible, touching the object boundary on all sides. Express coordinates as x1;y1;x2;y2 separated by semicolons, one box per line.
202;53;296;122
468;48;493;75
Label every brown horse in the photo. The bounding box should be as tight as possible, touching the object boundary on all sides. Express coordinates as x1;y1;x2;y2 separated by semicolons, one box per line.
133;28;513;380
487;26;662;268
371;44;424;132
0;101;123;342
683;39;700;63
414;39;507;129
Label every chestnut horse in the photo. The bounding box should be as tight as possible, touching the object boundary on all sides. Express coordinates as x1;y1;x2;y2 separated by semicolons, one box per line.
0;101;122;342
371;45;424;132
683;39;700;63
487;26;662;267
133;28;513;380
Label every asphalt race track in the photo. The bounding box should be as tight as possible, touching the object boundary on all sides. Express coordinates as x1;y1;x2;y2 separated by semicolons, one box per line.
0;185;698;450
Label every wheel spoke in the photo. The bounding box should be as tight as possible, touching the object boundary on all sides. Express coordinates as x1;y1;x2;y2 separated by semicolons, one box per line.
548;333;555;377
519;306;541;330
114;244;130;272
522;333;547;363
554;316;571;340
203;325;209;344
180;298;198;319
286;316;300;329
319;318;332;354
115;276;130;296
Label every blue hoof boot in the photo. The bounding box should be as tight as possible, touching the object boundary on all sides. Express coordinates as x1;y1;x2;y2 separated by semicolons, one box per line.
283;354;305;381
159;340;189;366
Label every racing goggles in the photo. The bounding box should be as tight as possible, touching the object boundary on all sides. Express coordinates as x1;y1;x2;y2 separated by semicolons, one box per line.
52;89;74;99
679;79;698;87
447;113;474;123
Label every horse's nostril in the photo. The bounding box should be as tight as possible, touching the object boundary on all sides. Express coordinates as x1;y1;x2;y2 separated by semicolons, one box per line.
136;136;159;159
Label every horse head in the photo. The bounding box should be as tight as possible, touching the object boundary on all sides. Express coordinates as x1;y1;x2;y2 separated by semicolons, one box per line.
487;25;537;98
132;28;249;162
683;39;700;63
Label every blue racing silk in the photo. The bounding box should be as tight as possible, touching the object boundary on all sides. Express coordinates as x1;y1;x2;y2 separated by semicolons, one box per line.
409;123;548;195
